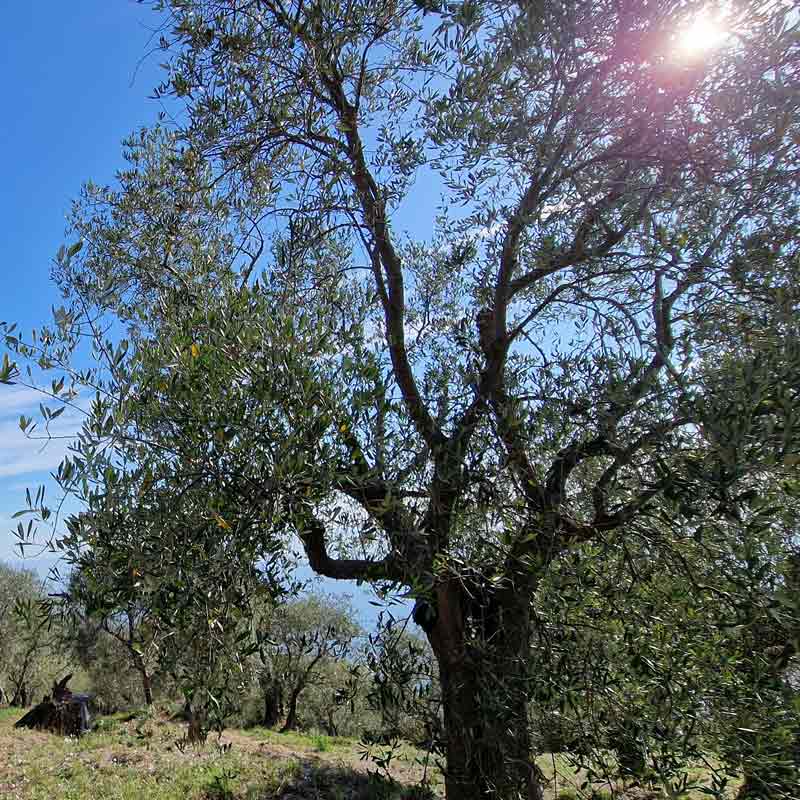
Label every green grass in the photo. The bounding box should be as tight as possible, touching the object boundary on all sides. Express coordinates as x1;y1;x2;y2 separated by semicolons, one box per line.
534;749;743;800
19;754;292;800
0;712;296;800
0;709;742;800
0;711;435;800
241;725;354;751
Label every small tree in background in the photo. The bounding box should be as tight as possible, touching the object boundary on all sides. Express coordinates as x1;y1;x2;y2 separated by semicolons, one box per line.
0;563;69;707
363;616;440;752
257;593;362;733
59;567;165;708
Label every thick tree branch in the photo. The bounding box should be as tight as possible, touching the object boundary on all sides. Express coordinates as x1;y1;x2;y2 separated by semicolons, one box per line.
508;185;655;299
298;513;402;582
544;436;617;511
318;61;443;450
589;483;666;532
489;389;544;512
334;427;424;563
591;417;690;520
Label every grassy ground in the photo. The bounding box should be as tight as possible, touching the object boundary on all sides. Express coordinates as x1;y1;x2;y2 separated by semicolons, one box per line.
0;707;739;799
0;707;436;800
534;751;740;800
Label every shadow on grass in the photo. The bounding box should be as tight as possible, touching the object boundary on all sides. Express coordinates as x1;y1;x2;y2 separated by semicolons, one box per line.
274;761;436;800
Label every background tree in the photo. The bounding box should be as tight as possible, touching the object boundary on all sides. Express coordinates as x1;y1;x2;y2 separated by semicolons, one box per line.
56;478;289;740
0;563;69;708
2;1;800;797
59;567;168;709
360;614;440;752
257;593;362;733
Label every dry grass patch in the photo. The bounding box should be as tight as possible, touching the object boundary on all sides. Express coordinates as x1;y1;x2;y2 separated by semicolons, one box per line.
0;710;295;800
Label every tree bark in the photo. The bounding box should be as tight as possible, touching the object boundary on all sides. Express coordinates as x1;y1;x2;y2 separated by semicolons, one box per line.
132;651;153;706
280;683;303;733
428;579;545;800
280;653;324;733
141;668;153;706
262;678;283;728
186;703;207;744
11;685;29;708
324;706;338;737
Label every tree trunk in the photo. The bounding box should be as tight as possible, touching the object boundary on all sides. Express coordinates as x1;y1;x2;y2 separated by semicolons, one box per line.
280;684;303;733
11;685;29;708
262;678;283;728
428;579;545;800
132;652;153;706
141;669;153;706
186;703;207;744
325;706;338;737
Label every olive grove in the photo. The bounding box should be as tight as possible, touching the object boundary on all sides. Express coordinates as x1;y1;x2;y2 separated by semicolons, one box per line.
2;0;800;797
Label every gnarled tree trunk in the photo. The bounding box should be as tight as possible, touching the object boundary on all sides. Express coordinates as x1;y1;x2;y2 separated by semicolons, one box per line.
428;579;544;800
131;649;153;706
10;685;29;708
280;683;303;733
186;702;207;744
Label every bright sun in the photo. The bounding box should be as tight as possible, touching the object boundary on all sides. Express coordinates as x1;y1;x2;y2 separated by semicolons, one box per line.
675;8;730;58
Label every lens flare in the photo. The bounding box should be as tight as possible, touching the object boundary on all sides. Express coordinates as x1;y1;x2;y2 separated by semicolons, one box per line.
675;8;730;58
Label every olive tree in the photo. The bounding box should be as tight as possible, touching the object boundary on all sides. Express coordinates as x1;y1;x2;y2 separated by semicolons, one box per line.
256;592;362;732
0;563;66;707
3;0;800;797
58;567;167;708
62;481;288;739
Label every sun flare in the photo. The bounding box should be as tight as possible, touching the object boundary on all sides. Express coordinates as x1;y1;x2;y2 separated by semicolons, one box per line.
675;8;730;58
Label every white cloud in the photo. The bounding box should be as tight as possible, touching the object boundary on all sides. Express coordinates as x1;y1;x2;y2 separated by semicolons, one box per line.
0;387;85;574
0;416;79;479
6;481;42;493
0;513;21;560
0;511;40;562
0;387;87;479
0;476;82;569
0;502;72;563
0;385;53;416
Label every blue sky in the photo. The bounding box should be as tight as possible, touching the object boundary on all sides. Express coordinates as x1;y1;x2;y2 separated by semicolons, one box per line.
0;1;165;566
